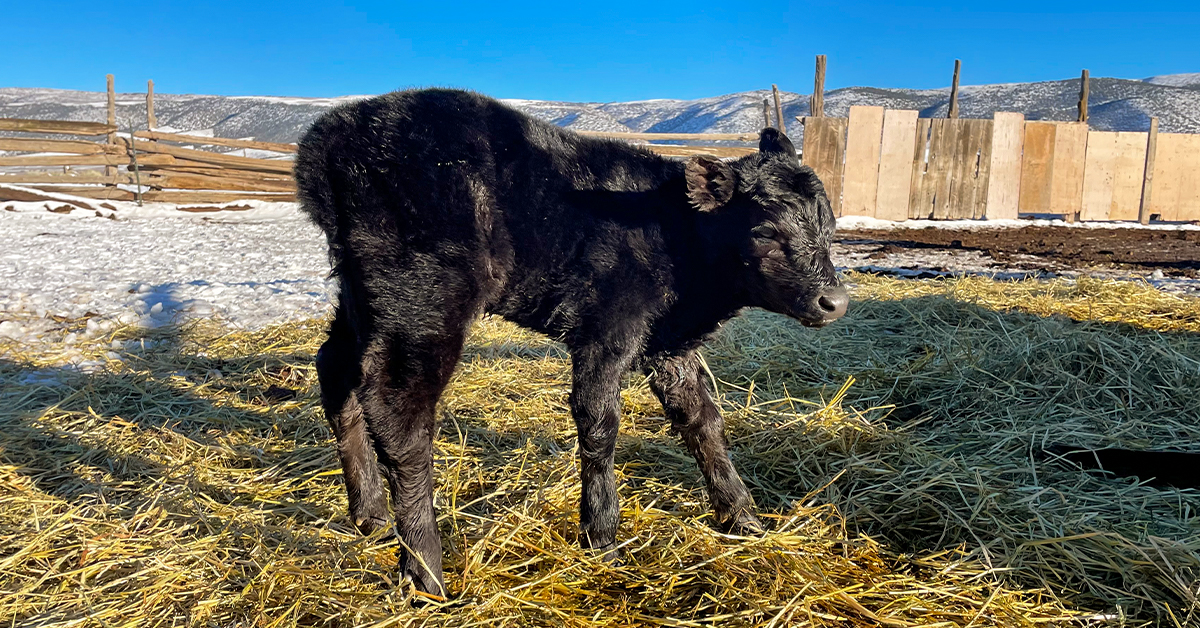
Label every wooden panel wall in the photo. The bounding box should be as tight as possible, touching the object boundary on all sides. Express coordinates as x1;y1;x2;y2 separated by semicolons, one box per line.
909;118;992;219
1149;133;1200;222
801;116;848;216
841;106;885;217
1049;122;1089;217
1080;131;1148;221
985;112;1024;220
1018;121;1057;214
875;109;919;221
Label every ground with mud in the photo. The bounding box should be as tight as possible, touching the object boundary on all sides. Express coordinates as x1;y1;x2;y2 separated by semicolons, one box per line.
834;225;1200;293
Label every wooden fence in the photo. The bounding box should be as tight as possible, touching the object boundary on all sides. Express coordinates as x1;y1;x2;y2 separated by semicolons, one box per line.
801;106;1200;223
0;117;299;205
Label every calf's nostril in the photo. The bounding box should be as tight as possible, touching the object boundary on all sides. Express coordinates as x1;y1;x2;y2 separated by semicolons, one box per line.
814;287;849;320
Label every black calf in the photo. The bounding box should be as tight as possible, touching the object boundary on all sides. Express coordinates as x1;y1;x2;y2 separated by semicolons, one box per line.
294;88;847;595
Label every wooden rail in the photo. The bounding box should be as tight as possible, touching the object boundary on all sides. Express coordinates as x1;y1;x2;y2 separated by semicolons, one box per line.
0;153;175;167
576;130;760;142
0;138;127;155
118;137;294;174
0;118;118;136
133;130;298;154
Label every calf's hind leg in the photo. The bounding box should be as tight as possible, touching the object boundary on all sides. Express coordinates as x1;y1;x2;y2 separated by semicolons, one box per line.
357;322;469;598
316;306;388;534
644;351;762;534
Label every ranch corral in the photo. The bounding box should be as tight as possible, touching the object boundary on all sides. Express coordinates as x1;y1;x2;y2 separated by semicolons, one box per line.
2;71;1200;626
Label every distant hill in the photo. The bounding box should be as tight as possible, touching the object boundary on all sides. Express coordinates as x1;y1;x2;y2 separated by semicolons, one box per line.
2;74;1198;147
1143;73;1200;89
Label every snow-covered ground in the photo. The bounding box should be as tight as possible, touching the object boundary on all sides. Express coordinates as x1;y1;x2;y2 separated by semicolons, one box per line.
1;202;1196;352
0;201;333;347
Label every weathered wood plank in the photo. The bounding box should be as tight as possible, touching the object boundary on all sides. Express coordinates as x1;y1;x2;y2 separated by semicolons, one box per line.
106;74;117;178
1148;133;1200;222
0;172;165;186
1081;131;1118;221
811;55;826;118
0;153;173;167
0;183;104;208
0;137;125;155
121;138;294;174
147;80;157;130
772;84;786;135
145;190;295;203
912;118;993;219
158;173;296;193
1110;132;1150;222
1140;118;1160;224
841;106;885;217
1081;131;1148;221
642;145;758;158
948;60;962;119
575;131;760;142
800;116;848;216
0;118;118;136
984;112;1025;220
147;166;294;182
21;185;137;200
908;117;933;218
133;130;299;154
1049;122;1088;219
1019;121;1057;214
14;186;295;203
924;119;958;219
968;119;994;219
874;109;918;221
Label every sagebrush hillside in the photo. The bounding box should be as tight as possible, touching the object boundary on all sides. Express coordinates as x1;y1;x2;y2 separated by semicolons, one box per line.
2;73;1198;146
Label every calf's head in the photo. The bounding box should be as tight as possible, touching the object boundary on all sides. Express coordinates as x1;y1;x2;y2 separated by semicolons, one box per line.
685;128;848;327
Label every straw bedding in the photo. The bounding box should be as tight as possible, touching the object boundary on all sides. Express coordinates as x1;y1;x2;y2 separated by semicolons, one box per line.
1;273;1197;627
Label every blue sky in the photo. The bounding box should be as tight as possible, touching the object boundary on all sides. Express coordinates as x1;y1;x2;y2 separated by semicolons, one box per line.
3;1;1197;101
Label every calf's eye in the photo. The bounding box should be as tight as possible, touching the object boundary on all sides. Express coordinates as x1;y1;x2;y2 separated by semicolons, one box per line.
751;225;778;240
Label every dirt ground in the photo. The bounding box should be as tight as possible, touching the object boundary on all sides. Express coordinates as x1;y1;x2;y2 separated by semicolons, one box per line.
834;225;1200;292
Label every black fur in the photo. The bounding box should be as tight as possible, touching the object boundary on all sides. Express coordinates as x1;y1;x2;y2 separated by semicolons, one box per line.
294;89;848;595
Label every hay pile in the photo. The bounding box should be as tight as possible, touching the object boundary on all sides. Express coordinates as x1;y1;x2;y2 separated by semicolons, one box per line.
1;274;1198;627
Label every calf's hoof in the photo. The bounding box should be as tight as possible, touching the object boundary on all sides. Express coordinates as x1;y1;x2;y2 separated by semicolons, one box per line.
723;511;766;536
353;514;390;536
400;571;449;605
350;496;390;535
588;542;625;565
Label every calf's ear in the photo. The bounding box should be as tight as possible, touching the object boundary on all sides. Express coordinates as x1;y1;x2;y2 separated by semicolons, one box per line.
759;127;798;160
684;155;736;212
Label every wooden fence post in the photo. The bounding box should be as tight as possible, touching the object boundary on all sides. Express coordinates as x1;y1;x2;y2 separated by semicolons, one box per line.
147;80;156;130
811;55;826;118
771;84;786;135
106;74;116;178
1078;70;1089;123
762;98;772;129
948;60;961;119
1139;117;1159;224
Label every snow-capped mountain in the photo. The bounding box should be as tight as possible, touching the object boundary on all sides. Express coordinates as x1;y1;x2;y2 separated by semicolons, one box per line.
1;74;1198;146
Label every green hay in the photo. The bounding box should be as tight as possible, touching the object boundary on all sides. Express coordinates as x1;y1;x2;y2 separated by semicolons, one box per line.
1;273;1197;627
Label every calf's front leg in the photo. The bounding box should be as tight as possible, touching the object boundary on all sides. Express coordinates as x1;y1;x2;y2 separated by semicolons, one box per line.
644;351;762;534
568;344;632;555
